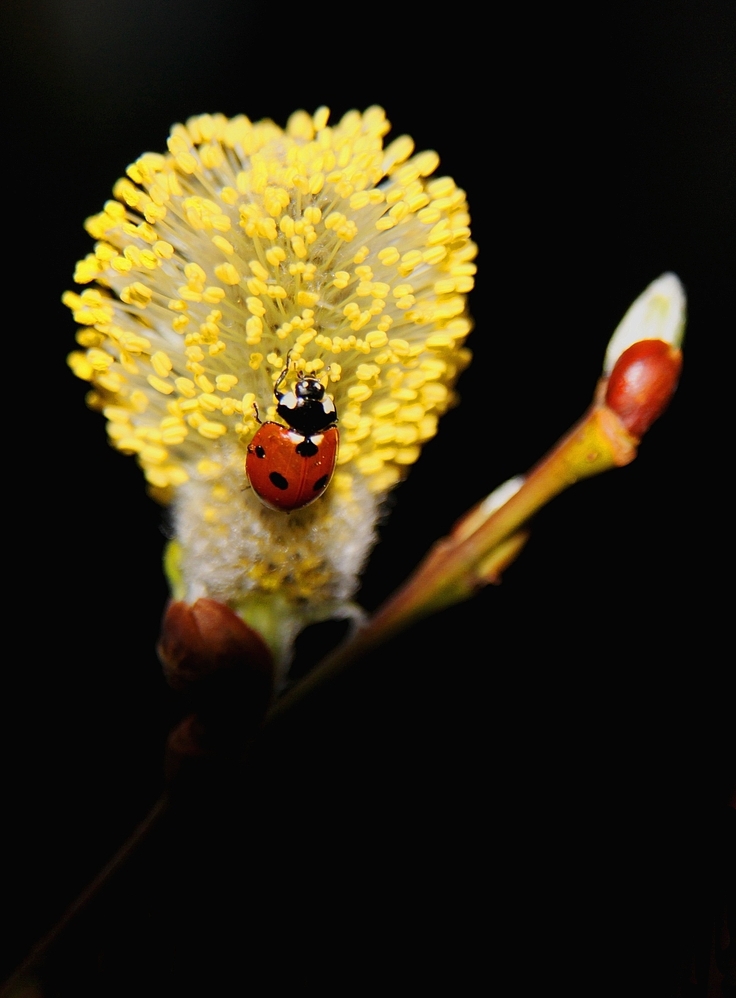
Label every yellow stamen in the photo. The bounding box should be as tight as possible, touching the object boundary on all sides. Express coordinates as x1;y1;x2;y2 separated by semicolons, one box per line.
65;105;474;617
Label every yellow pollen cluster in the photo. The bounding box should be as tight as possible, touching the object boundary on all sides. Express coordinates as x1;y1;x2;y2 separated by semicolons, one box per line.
65;106;474;616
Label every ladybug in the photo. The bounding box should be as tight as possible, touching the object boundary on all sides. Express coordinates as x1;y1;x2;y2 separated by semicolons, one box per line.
246;360;339;512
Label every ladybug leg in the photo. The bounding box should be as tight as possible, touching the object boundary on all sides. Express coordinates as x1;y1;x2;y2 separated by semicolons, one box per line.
252;401;262;424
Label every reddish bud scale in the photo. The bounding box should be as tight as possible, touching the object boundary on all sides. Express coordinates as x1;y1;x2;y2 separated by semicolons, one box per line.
604;339;683;438
158;598;274;690
158;599;276;758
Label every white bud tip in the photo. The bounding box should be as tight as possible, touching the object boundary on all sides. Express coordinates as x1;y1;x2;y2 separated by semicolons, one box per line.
479;476;525;518
603;273;686;375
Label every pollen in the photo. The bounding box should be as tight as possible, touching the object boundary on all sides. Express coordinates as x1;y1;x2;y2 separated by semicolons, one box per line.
65;105;474;634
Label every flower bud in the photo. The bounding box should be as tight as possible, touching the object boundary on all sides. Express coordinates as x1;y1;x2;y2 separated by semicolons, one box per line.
158;598;274;691
603;272;685;375
604;339;682;439
159;599;275;759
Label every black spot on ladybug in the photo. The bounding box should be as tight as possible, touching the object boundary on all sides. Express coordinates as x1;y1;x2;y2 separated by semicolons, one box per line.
313;474;329;492
296;439;318;458
269;471;289;491
255;445;266;459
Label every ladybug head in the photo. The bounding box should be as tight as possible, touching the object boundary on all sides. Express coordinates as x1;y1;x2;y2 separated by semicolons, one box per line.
294;376;325;403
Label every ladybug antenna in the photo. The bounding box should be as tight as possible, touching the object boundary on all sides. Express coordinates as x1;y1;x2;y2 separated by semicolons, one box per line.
273;352;294;396
284;349;306;379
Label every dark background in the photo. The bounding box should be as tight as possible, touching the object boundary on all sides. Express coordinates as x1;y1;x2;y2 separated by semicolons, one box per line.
2;2;733;994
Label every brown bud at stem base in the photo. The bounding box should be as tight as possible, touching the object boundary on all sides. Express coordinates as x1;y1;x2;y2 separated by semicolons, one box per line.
604;339;682;439
158;598;273;690
158;599;275;762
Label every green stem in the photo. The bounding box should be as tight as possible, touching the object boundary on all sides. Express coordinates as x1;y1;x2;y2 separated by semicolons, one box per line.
271;404;637;716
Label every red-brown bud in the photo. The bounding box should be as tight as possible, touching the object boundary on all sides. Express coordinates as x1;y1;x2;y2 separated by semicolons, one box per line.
604;339;682;439
158;598;273;690
158;599;276;760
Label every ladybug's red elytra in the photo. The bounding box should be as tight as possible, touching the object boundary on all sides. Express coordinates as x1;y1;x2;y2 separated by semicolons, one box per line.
245;360;339;512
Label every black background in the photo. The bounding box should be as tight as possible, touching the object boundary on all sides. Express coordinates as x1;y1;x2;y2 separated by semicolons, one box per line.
1;2;734;994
